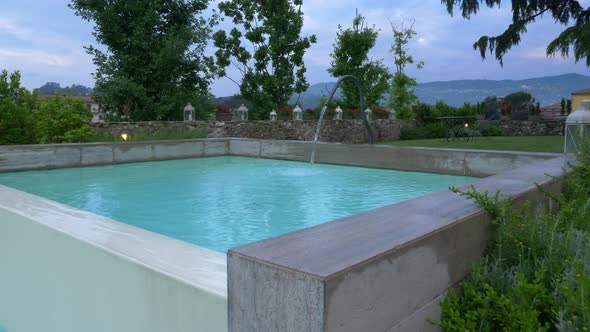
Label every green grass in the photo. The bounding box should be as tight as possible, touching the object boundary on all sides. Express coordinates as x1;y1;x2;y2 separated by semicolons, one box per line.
382;136;564;153
91;128;207;142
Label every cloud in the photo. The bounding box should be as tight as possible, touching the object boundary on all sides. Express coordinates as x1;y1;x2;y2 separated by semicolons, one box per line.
523;48;548;59
0;9;95;88
0;49;72;67
2;0;587;97
0;18;32;40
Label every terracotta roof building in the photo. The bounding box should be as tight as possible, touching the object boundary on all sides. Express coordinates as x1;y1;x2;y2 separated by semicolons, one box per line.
572;88;590;112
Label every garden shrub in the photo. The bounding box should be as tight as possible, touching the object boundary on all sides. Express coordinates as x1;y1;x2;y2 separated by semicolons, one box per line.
413;102;436;124
400;122;447;140
436;142;590;331
34;95;94;143
0;70;36;144
478;125;504;137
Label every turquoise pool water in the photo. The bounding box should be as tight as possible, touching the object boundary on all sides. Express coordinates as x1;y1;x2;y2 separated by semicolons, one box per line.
0;157;474;252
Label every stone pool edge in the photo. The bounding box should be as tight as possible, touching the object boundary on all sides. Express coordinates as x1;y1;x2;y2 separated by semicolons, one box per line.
0;184;227;331
228;155;569;332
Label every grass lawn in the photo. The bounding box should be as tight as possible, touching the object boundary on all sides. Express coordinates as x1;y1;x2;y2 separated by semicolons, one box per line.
382;136;564;153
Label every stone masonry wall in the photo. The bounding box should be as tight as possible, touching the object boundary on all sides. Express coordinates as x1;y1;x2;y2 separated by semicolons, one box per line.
92;119;413;144
92;118;565;144
480;119;565;136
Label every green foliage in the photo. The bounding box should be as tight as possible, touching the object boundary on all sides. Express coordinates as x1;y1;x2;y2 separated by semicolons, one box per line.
213;0;316;119
412;102;436;124
317;95;341;111
561;97;567;116
437;143;590;330
0;70;36;145
35;96;94;143
388;20;423;119
481;96;501;120
503;91;535;118
442;0;590;67
567;99;573;114
403;101;479;140
400;122;446;140
70;0;216;121
0;69;100;145
328;13;391;109
413;101;476;124
478;125;504;137
389;73;418;119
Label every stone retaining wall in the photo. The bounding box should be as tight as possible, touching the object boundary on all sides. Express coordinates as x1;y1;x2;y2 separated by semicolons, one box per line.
480;119;565;136
92;118;565;144
93;120;414;144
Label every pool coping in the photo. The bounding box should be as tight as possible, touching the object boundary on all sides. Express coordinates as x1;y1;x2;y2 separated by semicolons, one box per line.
0;184;228;299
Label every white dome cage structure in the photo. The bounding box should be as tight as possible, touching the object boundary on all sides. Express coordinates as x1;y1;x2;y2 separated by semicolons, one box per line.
564;100;590;155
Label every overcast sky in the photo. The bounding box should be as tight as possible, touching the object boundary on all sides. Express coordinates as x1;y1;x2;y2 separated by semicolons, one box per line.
1;0;589;97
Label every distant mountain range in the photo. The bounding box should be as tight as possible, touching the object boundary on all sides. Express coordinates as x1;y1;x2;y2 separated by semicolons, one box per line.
38;73;590;109
279;73;590;109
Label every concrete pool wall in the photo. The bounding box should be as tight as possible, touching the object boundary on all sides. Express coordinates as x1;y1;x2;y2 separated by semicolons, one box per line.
0;185;227;332
0;138;558;177
0;138;566;331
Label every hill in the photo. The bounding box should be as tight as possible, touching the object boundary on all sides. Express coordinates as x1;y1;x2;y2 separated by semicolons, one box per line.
280;73;590;109
36;82;93;96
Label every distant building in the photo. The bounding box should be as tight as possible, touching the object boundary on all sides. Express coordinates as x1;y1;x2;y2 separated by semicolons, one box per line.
572;88;590;112
539;103;562;119
38;95;102;123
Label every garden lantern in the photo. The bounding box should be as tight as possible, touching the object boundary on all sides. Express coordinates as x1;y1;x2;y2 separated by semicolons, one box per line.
334;106;343;120
183;103;195;121
270;110;277;121
364;107;372;121
293;104;303;121
233;104;248;121
388;109;396;120
565;100;590;154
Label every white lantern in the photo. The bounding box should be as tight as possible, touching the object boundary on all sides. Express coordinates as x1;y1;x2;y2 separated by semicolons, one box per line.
565;100;590;154
270;110;277;121
293;104;303;121
233;104;249;121
183;103;195;121
334;106;343;120
388;108;396;120
364;107;372;121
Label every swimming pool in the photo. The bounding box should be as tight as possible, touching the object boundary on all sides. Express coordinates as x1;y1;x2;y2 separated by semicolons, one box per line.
0;156;474;252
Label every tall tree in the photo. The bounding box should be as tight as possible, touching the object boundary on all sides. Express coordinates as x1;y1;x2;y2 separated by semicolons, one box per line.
0;70;36;144
503;91;534;113
442;0;590;66
567;99;573;114
561;97;566;116
213;0;316;119
388;20;423;119
481;96;501;120
70;0;217;121
328;13;391;110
